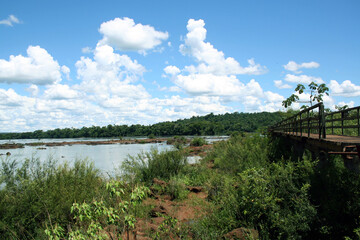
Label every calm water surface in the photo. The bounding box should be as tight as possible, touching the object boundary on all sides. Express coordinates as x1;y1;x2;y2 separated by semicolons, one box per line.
0;136;228;174
0;139;172;174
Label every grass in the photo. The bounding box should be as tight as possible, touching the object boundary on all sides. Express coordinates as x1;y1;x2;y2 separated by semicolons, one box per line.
121;148;188;184
0;156;105;239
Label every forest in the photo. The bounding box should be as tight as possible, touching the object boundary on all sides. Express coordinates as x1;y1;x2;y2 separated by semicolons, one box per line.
0;111;285;139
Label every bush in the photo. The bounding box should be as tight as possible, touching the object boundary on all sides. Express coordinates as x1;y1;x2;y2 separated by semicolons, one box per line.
191;173;238;239
166;177;189;200
167;136;188;149
178;164;212;186
235;159;316;239
190;137;207;147
207;133;268;174
121;148;187;184
309;157;360;239
0;156;104;239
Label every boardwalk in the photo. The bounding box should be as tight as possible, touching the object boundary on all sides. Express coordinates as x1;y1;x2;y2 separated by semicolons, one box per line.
270;103;360;155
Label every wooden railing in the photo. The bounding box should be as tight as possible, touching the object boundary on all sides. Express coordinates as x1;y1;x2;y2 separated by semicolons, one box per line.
325;106;360;137
270;103;325;139
270;103;360;139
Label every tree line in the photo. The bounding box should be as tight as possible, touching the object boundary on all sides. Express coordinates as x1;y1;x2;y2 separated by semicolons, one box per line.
0;111;284;139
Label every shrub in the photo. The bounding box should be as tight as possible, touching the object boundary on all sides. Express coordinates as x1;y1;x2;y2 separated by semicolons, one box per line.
235;159;316;239
166;176;189;200
190;137;207;147
207;133;268;174
178;164;212;186
148;133;155;139
0;156;104;239
309;157;360;239
167;136;188;149
121;148;187;184
191;173;238;239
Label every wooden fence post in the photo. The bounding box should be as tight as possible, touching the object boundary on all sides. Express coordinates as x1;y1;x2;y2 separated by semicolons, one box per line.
319;103;326;139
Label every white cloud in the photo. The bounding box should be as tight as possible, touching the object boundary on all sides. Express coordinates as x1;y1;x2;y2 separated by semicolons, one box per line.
25;84;39;96
274;80;292;89
329;80;360;97
0;88;29;106
168;86;181;92
164;65;180;75
265;91;284;103
284;74;324;84
179;19;266;75
81;47;93;54
61;65;71;80
99;17;169;53
173;73;265;103
336;101;355;109
75;44;147;100
0;15;20;26
174;74;240;96
284;61;320;73
44;84;80;100
0;45;62;85
163;18;267;105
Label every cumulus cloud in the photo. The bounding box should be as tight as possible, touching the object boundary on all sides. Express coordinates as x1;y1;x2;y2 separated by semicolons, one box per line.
99;17;169;53
284;61;320;73
0;88;22;106
0;15;20;26
284;74;324;84
336;101;355;109
265;91;284;103
274;80;292;89
74;44;150;110
163;18;267;106
43;84;80;100
61;65;71;80
0;45;62;85
179;19;266;76
173;74;264;100
164;65;181;75
2;18;335;132
329;80;360;97
25;84;39;96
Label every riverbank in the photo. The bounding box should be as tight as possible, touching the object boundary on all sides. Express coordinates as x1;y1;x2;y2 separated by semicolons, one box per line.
0;138;167;149
2;134;360;239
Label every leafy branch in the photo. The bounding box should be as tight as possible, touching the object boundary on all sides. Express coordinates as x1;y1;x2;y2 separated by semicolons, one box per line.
282;82;329;108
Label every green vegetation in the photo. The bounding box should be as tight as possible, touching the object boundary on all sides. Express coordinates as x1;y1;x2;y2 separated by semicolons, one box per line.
0;157;104;239
190;137;207;147
121;148;188;184
1;133;360;239
0;111;283;139
282;81;329;108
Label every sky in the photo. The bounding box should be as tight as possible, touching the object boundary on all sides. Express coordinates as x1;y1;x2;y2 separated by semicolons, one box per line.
0;0;359;132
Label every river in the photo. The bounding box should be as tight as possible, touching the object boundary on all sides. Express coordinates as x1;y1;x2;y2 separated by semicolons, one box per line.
0;136;228;174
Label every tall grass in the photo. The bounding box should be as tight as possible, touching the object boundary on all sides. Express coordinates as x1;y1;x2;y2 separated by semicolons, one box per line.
0;156;104;239
121;148;187;184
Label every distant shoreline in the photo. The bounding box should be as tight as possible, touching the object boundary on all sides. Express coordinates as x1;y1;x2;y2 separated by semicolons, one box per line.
0;138;167;150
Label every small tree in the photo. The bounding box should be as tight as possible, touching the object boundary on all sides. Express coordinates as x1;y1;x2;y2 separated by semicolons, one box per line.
282;82;329;108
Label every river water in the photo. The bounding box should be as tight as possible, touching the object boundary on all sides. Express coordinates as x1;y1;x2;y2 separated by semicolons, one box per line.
0;136;228;174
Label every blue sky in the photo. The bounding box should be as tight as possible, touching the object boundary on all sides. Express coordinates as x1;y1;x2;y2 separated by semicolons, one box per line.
0;0;359;132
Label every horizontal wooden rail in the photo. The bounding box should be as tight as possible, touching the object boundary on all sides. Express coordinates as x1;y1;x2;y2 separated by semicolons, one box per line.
325;106;360;137
269;103;325;139
270;103;360;139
